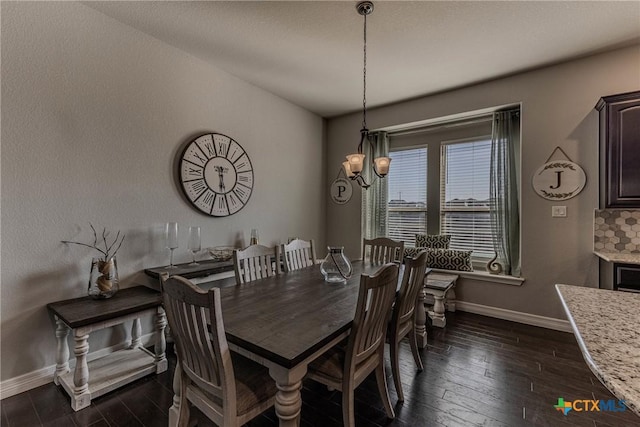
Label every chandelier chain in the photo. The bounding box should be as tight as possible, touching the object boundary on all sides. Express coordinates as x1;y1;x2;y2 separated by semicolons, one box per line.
362;12;367;129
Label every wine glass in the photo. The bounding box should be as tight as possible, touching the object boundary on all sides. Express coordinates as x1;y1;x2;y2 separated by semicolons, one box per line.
188;226;201;266
165;222;179;269
250;228;259;245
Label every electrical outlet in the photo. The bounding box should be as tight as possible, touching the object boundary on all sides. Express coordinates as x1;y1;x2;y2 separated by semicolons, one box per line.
552;206;567;217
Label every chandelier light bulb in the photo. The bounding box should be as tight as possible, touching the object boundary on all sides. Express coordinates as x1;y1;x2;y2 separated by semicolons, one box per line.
346;153;365;174
374;156;391;176
342;161;355;177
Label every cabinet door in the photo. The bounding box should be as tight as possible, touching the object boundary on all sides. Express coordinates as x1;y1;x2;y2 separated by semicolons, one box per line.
597;91;640;208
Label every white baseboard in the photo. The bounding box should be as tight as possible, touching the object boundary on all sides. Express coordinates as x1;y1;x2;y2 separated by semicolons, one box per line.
0;333;157;400
456;301;572;332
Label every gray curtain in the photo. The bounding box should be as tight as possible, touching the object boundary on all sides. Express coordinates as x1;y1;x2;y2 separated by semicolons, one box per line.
362;131;389;242
490;111;521;276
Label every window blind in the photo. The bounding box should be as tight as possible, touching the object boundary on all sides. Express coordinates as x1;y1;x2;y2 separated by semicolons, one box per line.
440;138;494;258
387;148;427;246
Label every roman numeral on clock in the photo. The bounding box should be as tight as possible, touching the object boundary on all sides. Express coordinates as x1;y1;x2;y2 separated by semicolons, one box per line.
203;141;215;158
191;180;206;193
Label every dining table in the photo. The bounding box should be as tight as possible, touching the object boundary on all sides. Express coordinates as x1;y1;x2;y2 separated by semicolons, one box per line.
168;260;429;427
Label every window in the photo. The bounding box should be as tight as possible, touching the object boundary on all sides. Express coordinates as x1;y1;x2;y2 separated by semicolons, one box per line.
378;109;520;273
385;130;495;261
387;147;427;246
440;138;494;259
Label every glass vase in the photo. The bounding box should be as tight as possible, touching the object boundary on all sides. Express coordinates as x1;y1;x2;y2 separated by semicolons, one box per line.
320;246;353;284
88;257;119;299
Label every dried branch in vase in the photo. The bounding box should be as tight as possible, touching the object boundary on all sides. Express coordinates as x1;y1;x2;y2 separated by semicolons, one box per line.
62;223;126;261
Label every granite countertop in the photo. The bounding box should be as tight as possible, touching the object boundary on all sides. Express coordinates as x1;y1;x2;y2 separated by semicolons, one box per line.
593;251;640;265
556;284;640;416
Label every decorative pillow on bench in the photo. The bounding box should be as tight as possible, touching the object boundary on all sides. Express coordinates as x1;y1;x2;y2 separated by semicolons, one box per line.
427;249;473;272
403;234;452;260
416;234;451;249
403;247;425;259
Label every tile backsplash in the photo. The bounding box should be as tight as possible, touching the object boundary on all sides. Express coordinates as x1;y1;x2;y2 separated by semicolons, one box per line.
594;209;640;253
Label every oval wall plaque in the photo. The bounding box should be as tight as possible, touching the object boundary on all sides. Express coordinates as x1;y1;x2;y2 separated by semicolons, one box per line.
330;178;353;205
532;160;586;200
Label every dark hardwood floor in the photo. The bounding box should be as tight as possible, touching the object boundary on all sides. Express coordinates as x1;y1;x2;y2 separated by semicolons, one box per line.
2;311;639;426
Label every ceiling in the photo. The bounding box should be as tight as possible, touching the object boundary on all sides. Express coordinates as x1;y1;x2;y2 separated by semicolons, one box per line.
85;1;640;118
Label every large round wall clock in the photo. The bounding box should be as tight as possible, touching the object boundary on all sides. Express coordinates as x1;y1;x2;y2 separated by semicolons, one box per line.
179;133;254;216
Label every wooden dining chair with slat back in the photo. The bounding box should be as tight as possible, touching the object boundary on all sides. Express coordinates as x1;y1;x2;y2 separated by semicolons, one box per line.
389;249;429;402
233;244;280;284
307;263;399;427
282;238;317;272
362;237;405;264
161;274;277;427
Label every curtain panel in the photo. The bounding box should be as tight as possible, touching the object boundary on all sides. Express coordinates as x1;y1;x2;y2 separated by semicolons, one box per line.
490;110;521;276
361;131;390;243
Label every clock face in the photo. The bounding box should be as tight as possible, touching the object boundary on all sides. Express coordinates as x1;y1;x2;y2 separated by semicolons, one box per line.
179;133;254;216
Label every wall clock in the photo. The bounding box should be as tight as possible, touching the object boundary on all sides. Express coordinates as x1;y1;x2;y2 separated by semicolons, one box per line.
179;133;254;216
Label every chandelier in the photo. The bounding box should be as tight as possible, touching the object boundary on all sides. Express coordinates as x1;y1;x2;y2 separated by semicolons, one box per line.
342;1;391;189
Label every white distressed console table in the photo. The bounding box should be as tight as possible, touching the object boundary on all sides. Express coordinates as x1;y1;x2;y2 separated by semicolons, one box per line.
47;286;167;411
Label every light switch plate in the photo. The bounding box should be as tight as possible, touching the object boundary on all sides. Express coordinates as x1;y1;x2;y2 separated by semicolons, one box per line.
552;206;567;217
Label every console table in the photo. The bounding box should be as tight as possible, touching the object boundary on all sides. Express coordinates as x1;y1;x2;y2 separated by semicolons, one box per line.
47;286;167;411
144;259;233;280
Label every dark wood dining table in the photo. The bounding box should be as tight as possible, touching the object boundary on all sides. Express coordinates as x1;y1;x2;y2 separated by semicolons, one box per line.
168;260;429;427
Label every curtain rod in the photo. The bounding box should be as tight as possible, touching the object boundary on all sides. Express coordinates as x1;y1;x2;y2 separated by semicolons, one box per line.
380;107;520;138
385;115;492;138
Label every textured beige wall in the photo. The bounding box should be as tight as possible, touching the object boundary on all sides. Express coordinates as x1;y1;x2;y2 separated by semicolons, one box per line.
1;2;325;382
327;45;640;319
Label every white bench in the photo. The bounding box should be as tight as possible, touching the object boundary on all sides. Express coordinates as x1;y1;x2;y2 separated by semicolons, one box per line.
424;272;458;327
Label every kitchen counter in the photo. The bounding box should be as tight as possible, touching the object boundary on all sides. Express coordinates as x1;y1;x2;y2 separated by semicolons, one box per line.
594;251;640;265
555;284;640;416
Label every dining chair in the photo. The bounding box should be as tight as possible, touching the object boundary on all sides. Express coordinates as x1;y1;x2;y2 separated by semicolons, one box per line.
161;274;277;427
362;237;405;264
307;263;399;427
388;250;429;402
233;244;280;284
282;238;317;272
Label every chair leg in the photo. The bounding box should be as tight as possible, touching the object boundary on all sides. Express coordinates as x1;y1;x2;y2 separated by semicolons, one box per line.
177;381;191;427
408;331;424;371
390;337;404;403
374;363;395;419
342;383;356;427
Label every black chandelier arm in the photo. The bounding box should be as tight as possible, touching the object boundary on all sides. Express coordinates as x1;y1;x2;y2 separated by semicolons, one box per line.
357;127;387;179
349;173;372;189
372;165;386;179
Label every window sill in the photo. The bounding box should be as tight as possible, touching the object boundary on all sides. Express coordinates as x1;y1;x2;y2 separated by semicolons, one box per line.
430;268;525;286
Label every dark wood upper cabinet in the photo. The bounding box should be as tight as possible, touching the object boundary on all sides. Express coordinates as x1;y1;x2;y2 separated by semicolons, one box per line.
596;91;640;208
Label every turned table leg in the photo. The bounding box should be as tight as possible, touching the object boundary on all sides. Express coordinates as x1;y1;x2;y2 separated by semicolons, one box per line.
169;360;182;427
54;317;70;385
130;318;142;349
415;288;427;348
447;286;456;312
268;364;305;427
429;291;447;328
155;307;168;373
72;330;91;411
